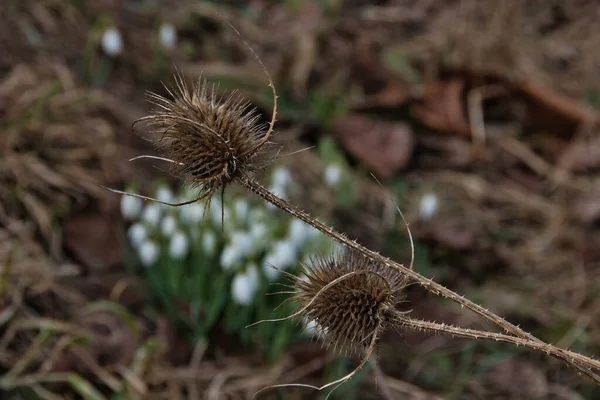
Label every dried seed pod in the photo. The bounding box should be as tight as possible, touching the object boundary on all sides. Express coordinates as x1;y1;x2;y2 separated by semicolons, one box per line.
133;75;275;201
294;250;407;356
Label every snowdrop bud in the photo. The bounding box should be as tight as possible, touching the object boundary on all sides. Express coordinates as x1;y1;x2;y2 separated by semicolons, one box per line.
272;167;291;188
160;215;177;236
324;164;342;187
288;219;310;248
169;231;189;259
127;223;148;248
141;203;162;227
304;319;319;337
231;271;257;305
250;223;268;241
234;199;250;223
120;194;143;220
231;231;255;257
272;240;297;270
245;263;260;288
158;23;177;49
419;193;439;220
210;202;230;226
181;203;204;224
139;240;159;267
202;231;217;254
156;186;174;205
262;253;280;281
101;27;123;56
220;245;240;270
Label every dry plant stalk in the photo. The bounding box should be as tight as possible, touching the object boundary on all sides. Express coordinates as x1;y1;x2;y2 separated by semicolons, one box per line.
102;24;600;396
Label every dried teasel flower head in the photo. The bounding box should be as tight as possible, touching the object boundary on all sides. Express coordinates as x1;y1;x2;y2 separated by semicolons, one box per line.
294;250;408;356
133;74;275;201
102;25;278;209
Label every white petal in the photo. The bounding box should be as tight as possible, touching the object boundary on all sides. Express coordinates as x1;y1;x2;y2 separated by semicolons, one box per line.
160;215;177;236
156;186;175;205
127;223;148;248
234;199;250;223
419;193;439;220
139;241;159;267
141;203;162;227
101;27;123;56
250;223;268;241
262;253;280;281
231;231;254;257
324;164;342;187
202;231;217;255
120;195;142;220
273;240;297;270
231;273;255;305
272;167;291;188
158;23;177;49
220;245;240;270
169;231;189;259
181;203;204;224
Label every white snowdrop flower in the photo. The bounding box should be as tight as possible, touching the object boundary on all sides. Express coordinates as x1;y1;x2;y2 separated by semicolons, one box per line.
288;219;310;248
234;199;250;223
272;240;297;270
160;215;177;236
127;223;148;248
169;231;189;259
231;231;254;257
250;223;268;241
202;231;217;255
262;252;280;280
220;245;241;270
181;202;204;224
120;194;142;220
139;240;159;267
304;319;319;337
158;23;177;49
245;263;260;287
141;203;162;227
324;164;342;187
272;167;291;188
156;186;175;205
419;192;439;220
101;27;123;56
210;202;231;226
231;271;257;305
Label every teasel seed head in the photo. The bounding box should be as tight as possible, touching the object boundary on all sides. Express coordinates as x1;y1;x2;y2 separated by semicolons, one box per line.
133;74;275;202
293;250;407;356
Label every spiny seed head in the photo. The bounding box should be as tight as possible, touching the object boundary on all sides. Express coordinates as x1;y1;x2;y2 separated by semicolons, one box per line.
135;75;274;200
294;250;407;356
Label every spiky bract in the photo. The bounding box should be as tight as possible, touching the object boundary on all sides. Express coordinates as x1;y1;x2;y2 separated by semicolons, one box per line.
136;75;273;200
294;250;407;355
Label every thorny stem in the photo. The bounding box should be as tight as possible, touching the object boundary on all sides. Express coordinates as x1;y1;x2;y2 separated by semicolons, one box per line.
237;175;600;384
392;312;600;372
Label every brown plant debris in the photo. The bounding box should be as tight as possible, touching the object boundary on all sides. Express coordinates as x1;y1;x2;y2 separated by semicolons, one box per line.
331;114;415;179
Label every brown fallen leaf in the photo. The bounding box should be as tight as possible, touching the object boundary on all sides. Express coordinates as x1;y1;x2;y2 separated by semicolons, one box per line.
410;78;471;135
519;80;600;136
330;114;414;179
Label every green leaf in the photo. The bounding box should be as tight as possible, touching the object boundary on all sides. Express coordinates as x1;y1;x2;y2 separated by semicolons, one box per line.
67;374;107;400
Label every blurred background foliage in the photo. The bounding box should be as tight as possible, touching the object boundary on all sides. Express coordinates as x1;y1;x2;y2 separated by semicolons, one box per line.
1;0;600;399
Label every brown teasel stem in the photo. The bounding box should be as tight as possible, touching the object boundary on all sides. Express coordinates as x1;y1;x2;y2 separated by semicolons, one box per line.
236;174;600;383
391;311;600;371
